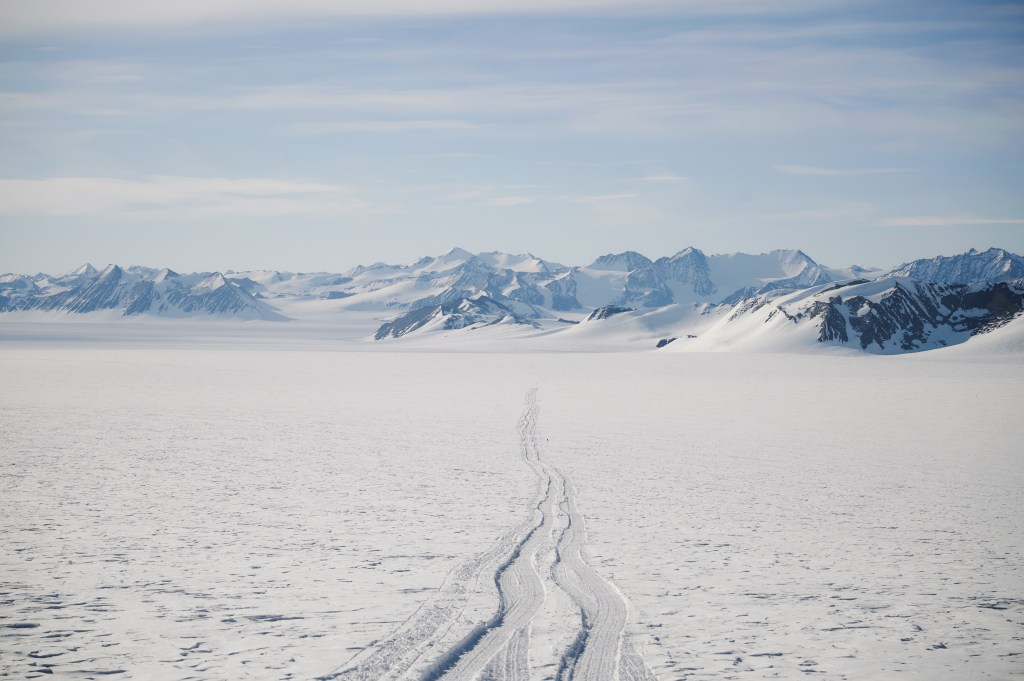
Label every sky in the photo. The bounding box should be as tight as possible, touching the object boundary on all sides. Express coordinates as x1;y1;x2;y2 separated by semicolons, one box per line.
1;0;1023;274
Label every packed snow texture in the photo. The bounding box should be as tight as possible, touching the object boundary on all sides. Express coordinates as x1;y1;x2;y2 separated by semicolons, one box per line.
0;334;1021;680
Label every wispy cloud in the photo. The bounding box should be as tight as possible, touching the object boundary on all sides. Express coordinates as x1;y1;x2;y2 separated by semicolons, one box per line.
484;195;534;207
2;0;1021;273
287;119;486;134
667;19;1004;46
570;193;638;203
775;165;911;177
764;201;875;222
1;0;829;35
624;174;687;184
881;216;1024;227
447;185;539;207
6;57;1022;143
0;176;382;219
448;188;638;206
449;187;495;201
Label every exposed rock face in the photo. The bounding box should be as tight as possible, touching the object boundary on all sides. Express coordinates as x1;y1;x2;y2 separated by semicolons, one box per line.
374;295;534;339
792;280;1024;351
585;251;674;309
586;305;635;321
541;275;582;312
655;247;717;297
808;297;850;343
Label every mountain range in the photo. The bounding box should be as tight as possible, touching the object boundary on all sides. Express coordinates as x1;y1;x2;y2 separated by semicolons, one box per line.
2;246;1022;354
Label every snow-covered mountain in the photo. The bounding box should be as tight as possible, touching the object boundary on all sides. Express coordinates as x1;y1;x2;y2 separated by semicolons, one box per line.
571;251;672;309
374;294;536;340
704;249;833;303
0;264;283;320
3;246;1022;354
880;247;1024;283
566;247;830;309
656;247;717;300
676;276;1024;354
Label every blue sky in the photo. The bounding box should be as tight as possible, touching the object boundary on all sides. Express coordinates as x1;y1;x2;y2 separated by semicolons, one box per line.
1;0;1022;274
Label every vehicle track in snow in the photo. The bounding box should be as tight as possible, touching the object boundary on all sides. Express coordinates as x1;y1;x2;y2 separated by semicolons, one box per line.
320;389;656;681
551;474;657;681
423;390;551;681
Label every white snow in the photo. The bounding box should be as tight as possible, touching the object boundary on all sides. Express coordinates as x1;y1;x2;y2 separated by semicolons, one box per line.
475;251;562;273
706;250;815;298
571;267;630;310
0;325;1021;680
190;272;227;293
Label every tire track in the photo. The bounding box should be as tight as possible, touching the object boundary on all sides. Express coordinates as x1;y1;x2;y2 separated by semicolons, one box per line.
552;476;654;681
427;390;552;681
320;389;658;681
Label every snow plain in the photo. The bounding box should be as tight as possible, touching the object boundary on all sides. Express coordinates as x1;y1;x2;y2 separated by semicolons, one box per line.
1;323;1022;680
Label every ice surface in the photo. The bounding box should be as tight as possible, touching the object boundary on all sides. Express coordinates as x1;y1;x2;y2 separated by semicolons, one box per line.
0;328;1021;680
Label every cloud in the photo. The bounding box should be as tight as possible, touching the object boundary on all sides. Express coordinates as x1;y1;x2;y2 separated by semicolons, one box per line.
6;45;1023;143
624;174;687;184
1;0;828;35
287;119;486;134
484;196;534;207
775;165;911;177
449;188;636;206
764;201;875;222
447;184;542;206
668;19;999;46
881;216;1024;227
0;176;382;219
449;187;495;201
570;193;638;203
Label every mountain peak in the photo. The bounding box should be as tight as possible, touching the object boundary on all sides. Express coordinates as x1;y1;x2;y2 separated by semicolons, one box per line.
773;248;817;267
71;263;97;277
590;251;654;272
193;273;228;292
655;247;716;297
97;264;123;279
441;246;476;260
881;246;1024;283
669;246;703;259
4;246;1020;353
154;267;179;283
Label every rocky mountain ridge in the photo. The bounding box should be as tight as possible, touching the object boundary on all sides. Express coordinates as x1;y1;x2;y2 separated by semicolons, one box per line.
3;246;1021;354
0;264;282;320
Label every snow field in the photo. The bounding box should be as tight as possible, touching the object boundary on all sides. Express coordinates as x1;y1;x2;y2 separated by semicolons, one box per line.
1;337;1021;680
540;353;1023;679
0;347;535;679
